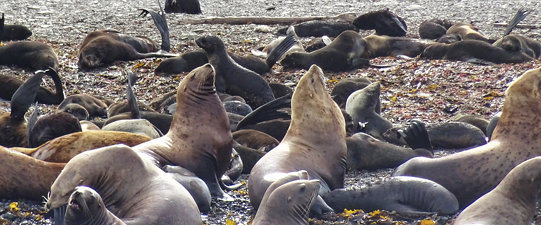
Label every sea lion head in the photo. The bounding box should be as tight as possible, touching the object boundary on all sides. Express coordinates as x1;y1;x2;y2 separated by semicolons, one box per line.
280;52;307;69
421;43;449;59
57;103;90;121
64;186;104;224
2;25;33;41
195;36;224;55
268;179;320;221
177;63;216;99
78;46;104;69
504;67;541;112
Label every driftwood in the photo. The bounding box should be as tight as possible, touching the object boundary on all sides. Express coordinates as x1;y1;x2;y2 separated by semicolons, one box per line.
494;23;540;29
174;13;357;25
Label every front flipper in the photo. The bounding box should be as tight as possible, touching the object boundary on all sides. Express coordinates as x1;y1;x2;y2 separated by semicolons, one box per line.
402;119;432;151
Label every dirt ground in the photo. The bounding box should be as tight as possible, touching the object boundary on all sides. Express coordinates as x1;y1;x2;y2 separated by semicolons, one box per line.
1;0;541;224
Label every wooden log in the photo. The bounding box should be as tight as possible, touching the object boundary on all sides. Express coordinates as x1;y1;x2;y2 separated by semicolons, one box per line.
174;13;357;25
494;22;540;29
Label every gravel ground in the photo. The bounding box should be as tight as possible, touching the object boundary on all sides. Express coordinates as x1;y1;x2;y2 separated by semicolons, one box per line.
1;0;541;224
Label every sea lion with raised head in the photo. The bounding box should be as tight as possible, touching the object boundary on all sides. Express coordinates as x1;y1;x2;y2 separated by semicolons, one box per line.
353;9;407;37
393;67;541;207
46;144;203;225
454;157;541;225
164;0;201;14
63;186;125;225
133;64;234;199
322;176;459;215
248;65;347;215
0;41;58;70
0;13;32;41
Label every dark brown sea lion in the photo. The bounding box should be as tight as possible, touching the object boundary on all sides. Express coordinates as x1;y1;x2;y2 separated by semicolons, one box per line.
28;112;82;148
427;122;487;149
164;0;201;14
454;157;541;225
64;186;124;225
196;36;275;108
493;34;541;59
252;178;320;225
0;41;58;70
281;30;368;72
269;83;293;98
331;77;373;109
57;103;89;121
232;129;279;151
421;40;533;64
452;114;490;135
322;176;459;215
418;19;453;40
361;35;431;58
249;65;347;214
0;69;64;105
353;9;407;37
133;64;234;199
345;82;392;140
58;94;108;118
393;67;541;208
46;144;203;225
0;13;32;41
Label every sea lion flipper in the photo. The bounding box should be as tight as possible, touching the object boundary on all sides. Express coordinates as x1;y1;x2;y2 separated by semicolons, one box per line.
10;70;46;121
402;119;432;151
139;7;170;51
53;204;67;225
44;67;65;104
503;8;530;36
236;93;292;129
126;72;141;119
265;26;298;67
25;103;39;146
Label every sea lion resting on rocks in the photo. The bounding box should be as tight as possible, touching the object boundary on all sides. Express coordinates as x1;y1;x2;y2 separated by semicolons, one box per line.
249;65;347;215
394;67;541;208
421;40;533;64
454;156;541;225
46;144;203;225
493;34;541;59
0;41;58;70
0;13;32;41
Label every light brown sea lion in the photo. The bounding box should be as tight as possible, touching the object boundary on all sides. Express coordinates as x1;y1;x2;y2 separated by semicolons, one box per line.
248;65;347;214
454;156;541;225
64;186;125;225
446;22;492;43
393;67;541;208
360;35;431;59
252;178;320;225
46;144;203;225
133;64;234;199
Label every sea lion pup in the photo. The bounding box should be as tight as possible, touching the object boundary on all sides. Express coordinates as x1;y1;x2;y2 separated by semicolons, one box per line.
0;146;65;200
331;77;374;109
493;34;541;59
28;112;82;148
58;94;108;118
0;68;64;105
322;176;459;215
252;179;320;225
352;9;407;37
132;64;234;199
418;19;453;40
0;70;48;147
421;40;533;64
454;157;541;225
196;36;275;108
249;65;347;215
276;21;358;38
393;67;541;207
0;41;58;70
164;0;201;14
63;186;125;225
281;30;368;72
46;144;203;225
360;35;431;58
0;13;32;41
345;82;392;140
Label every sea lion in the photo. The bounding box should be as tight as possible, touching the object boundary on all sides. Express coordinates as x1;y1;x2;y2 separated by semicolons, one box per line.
352;9;407;37
269;83;293;98
330;77;374;109
486;112;501;140
28;112;82;148
454;157;541;225
58;94;108;118
322;176;459;215
421;40;533;64
393;67;541;207
223;100;252;116
418;19;453;40
276;21;358;37
0;13;32;41
345;82;392;140
104;111;172;134
132;64;234;199
196;36;275;108
446;22;492;43
232;129;279;151
280;30;368;72
102;119;161;138
58;103;90;120
427;121;487;149
493;34;541;59
360;35;431;59
164;0;201;14
252;179;320;225
163;165;212;213
451;114;490;135
0;41;58;70
46;144;203;225
0;69;64;105
64;186;124;225
248;65;347;214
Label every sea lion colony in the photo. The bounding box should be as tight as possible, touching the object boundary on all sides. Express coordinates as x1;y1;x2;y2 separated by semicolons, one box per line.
1;1;541;225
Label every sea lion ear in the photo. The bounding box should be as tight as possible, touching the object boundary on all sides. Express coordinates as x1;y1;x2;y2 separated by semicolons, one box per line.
287;196;292;202
299;183;307;192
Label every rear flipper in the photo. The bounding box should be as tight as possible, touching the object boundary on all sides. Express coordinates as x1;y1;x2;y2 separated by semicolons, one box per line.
503;8;529;36
139;2;171;51
10;69;49;121
265;26;299;67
